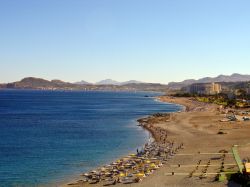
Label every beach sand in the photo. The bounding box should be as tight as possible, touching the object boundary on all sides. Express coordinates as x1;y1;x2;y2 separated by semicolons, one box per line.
63;96;250;187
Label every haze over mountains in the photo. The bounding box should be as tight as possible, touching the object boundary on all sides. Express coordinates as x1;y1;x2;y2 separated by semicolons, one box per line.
74;79;143;85
0;77;165;91
74;74;250;86
0;73;250;91
74;80;91;85
96;79;143;85
167;73;250;89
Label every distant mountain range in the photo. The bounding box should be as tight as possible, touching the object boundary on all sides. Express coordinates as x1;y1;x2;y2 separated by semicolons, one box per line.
95;79;143;85
74;80;92;85
74;79;143;85
95;79;120;85
1;73;249;91
2;77;75;89
0;77;166;91
167;73;250;90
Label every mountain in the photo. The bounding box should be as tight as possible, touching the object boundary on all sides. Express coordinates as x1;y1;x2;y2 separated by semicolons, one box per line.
0;77;167;92
120;80;143;85
197;73;250;83
74;80;91;85
51;79;70;84
12;77;53;88
168;73;250;90
96;79;121;85
2;74;249;92
5;77;76;89
95;79;143;85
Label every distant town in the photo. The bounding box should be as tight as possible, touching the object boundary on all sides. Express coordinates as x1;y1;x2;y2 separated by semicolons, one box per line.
1;74;250;108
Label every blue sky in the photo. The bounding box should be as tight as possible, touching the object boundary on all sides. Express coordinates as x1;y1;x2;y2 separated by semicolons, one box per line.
0;0;249;84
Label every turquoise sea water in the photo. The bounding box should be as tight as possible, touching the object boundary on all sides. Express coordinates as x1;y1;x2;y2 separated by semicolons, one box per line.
0;90;181;186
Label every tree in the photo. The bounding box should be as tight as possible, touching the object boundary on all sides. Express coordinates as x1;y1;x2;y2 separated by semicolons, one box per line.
237;89;247;99
227;99;236;107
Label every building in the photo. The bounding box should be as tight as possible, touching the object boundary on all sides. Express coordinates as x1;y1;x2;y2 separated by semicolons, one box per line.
189;82;221;95
189;83;207;94
246;88;250;95
212;82;222;94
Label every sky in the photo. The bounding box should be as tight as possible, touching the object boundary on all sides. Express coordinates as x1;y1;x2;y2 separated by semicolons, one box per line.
0;0;250;84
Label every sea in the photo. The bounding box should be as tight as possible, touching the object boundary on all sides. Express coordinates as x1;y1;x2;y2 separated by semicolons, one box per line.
0;90;181;186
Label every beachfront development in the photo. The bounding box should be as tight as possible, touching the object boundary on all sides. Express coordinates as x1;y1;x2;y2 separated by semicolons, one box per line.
1;0;250;185
65;94;250;187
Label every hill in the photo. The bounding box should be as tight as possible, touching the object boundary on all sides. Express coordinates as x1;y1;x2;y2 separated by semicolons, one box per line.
95;79;121;85
0;77;167;92
168;73;250;90
74;80;91;85
5;77;76;90
95;79;143;85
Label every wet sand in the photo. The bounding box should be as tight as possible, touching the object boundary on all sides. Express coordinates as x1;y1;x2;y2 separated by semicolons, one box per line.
63;96;250;187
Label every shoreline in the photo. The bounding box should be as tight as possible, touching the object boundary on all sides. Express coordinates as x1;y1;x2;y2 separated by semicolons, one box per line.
61;95;213;187
61;96;184;187
63;95;250;187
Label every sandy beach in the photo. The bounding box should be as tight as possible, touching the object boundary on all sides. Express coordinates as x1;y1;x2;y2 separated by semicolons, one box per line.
63;96;250;187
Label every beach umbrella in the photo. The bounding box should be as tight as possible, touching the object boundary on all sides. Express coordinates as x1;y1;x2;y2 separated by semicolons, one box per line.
150;163;156;168
136;173;145;177
119;173;126;177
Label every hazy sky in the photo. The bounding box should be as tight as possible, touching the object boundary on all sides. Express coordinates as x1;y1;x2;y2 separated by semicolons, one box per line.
0;0;249;84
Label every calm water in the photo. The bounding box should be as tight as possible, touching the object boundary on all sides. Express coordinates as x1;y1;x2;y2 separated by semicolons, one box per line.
0;90;181;186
